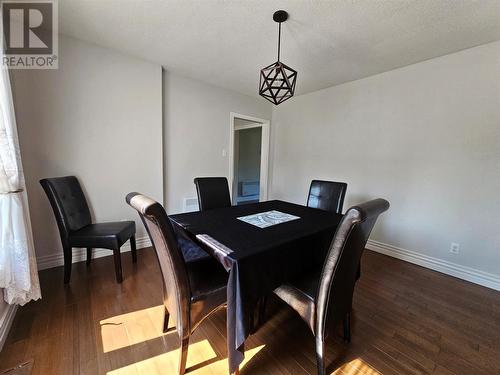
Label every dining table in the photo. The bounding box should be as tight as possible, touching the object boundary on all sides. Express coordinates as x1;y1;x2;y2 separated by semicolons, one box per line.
169;199;342;374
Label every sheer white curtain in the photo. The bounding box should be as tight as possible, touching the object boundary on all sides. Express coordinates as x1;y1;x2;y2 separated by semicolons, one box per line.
0;61;41;305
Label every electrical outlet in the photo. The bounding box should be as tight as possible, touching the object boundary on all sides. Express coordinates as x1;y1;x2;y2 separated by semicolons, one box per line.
450;242;460;254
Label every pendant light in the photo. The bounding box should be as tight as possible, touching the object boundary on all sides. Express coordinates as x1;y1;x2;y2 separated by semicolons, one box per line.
259;10;297;105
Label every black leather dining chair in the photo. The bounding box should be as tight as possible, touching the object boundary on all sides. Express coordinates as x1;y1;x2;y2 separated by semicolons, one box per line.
274;198;389;375
307;180;363;281
126;192;227;375
307;180;347;214
40;176;136;283
194;177;231;211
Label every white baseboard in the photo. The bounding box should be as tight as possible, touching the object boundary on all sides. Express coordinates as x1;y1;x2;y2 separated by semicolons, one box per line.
366;239;500;292
37;235;152;271
0;303;17;352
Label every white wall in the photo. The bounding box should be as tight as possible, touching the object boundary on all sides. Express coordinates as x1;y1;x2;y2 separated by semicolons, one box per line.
270;41;500;278
10;35;163;264
163;71;271;213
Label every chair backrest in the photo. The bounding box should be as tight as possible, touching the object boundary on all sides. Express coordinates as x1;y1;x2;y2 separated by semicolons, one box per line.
315;198;389;336
126;192;190;338
39;176;92;245
194;177;231;211
307;180;347;214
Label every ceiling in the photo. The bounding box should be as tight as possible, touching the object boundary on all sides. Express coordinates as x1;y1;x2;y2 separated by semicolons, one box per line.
59;0;500;97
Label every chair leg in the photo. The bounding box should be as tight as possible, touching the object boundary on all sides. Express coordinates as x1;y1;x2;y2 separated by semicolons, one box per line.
315;336;326;375
178;336;189;375
343;312;351;343
63;246;72;284
163;306;170;333
130;235;137;263
113;248;123;283
86;247;92;266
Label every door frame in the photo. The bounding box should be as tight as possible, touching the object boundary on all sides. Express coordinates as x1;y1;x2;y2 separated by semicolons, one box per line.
228;112;270;203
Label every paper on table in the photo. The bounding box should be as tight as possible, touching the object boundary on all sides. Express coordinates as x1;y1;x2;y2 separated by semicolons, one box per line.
237;210;300;228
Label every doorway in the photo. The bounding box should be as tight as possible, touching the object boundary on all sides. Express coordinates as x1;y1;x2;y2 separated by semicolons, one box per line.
229;113;270;205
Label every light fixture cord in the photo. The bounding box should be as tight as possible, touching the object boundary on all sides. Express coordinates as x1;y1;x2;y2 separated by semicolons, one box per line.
277;22;281;62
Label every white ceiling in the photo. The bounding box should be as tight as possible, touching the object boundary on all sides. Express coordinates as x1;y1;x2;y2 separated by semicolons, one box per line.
59;0;500;97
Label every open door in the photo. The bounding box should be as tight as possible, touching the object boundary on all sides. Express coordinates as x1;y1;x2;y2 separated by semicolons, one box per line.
229;113;270;205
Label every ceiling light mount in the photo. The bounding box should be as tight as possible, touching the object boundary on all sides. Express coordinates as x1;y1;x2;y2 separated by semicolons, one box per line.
273;10;288;23
258;10;297;105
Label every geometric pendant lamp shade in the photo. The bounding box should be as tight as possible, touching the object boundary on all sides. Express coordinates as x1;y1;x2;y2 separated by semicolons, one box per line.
259;61;297;105
259;10;298;105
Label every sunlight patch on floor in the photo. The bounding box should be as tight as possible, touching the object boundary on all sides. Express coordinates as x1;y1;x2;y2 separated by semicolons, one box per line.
106;341;265;375
333;358;381;375
101;305;266;374
106;339;215;375
100;305;165;353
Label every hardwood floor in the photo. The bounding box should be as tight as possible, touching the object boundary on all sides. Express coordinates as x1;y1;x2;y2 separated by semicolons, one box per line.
1;249;499;375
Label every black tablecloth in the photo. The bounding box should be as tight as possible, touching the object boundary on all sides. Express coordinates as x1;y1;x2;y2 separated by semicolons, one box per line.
170;200;342;373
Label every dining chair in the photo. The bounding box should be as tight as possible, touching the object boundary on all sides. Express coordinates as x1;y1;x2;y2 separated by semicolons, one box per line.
40;176;136;284
307;180;348;214
194;177;231;211
307;179;361;283
274;198;390;375
126;192;228;375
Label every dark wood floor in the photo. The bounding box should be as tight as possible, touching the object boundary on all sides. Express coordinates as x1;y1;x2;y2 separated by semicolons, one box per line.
1;248;499;375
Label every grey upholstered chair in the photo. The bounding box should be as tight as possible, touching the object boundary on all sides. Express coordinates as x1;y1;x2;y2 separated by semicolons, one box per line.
194;177;231;211
274;198;390;375
40;176;136;283
307;180;348;214
126;193;227;375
